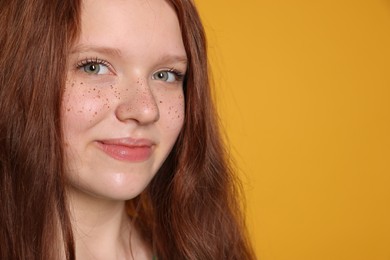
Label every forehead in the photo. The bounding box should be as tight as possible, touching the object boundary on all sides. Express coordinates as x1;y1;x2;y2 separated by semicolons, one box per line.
77;0;185;60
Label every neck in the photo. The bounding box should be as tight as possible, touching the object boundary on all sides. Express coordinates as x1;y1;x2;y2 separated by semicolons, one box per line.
66;187;151;260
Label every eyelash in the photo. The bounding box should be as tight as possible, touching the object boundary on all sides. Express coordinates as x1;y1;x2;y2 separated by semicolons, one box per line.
76;57;112;71
166;68;185;82
75;57;186;81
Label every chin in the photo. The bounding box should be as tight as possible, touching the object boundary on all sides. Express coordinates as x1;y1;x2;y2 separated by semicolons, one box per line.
67;172;153;202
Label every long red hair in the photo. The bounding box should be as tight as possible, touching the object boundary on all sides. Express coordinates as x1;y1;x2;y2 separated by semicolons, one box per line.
0;0;79;259
0;0;256;259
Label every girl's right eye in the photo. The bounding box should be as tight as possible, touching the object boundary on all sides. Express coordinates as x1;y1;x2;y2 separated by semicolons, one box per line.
82;63;109;75
76;58;112;75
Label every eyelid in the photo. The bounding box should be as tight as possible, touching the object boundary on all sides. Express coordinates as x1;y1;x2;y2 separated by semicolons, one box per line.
75;57;116;74
154;68;186;82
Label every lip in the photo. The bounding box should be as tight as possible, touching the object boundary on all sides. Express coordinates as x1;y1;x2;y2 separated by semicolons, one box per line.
95;138;154;162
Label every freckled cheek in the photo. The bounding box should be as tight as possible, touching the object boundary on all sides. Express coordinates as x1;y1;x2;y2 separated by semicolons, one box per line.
158;93;185;131
62;81;113;127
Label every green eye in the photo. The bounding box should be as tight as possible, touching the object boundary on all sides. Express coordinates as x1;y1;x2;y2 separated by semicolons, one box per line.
83;63;110;75
152;70;180;83
84;63;100;74
77;59;111;75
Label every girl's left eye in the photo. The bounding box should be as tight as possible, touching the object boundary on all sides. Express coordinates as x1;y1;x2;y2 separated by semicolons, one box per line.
152;70;182;83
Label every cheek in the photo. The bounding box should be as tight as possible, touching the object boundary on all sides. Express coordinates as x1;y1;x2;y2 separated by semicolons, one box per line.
62;80;114;132
158;91;185;132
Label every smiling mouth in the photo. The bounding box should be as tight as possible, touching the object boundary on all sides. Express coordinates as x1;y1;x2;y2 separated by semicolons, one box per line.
96;139;153;162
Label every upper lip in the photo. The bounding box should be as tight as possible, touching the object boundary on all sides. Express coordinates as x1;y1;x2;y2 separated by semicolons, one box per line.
97;138;154;147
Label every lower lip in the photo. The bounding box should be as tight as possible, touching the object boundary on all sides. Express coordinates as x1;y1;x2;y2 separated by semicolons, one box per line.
96;142;152;162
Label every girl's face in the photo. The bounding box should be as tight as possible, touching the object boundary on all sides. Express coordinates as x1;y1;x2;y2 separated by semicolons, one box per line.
63;0;186;200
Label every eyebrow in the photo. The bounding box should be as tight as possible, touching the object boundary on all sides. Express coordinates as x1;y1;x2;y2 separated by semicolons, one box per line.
70;44;188;65
156;54;188;66
70;45;122;57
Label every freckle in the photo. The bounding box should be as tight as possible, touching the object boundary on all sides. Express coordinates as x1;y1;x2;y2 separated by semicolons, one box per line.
94;112;97;115
97;95;100;98
80;82;83;85
159;101;162;103
67;108;71;112
71;83;75;87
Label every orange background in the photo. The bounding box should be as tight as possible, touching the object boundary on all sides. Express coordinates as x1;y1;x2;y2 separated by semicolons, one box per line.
196;0;390;259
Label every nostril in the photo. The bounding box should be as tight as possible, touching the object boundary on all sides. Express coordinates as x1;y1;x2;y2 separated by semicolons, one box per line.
114;84;160;124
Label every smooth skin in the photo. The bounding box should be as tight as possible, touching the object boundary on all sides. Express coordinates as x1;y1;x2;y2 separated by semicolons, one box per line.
62;0;187;258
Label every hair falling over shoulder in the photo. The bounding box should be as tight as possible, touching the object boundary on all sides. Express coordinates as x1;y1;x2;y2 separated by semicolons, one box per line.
128;0;256;259
0;0;256;259
0;0;80;259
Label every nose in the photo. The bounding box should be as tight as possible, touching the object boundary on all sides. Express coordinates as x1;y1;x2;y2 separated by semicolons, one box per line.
115;79;160;125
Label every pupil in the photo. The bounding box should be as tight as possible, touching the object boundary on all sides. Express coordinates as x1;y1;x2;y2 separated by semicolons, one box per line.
90;64;96;71
159;72;164;78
